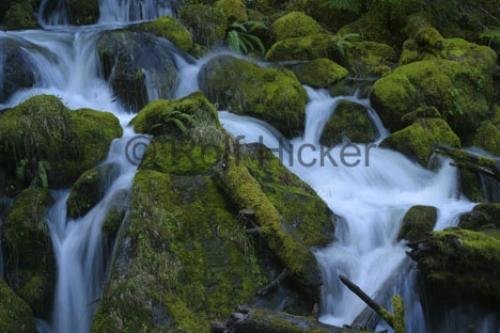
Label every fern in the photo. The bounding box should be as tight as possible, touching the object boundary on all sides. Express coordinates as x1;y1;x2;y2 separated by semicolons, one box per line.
335;33;361;57
226;20;267;55
151;110;195;134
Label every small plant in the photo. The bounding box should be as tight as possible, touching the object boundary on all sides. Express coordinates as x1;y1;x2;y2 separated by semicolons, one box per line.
151;110;195;134
335;33;361;57
226;20;267;55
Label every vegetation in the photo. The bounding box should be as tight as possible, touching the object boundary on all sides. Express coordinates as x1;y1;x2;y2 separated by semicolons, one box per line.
226;20;266;54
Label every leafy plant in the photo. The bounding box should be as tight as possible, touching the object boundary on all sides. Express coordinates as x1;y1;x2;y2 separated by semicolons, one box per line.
335;33;361;57
226;20;267;55
151;110;195;134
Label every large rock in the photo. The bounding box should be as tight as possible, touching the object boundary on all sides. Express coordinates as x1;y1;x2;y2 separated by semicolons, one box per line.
459;204;500;231
0;95;122;188
289;58;348;89
199;55;307;138
320;100;376;147
408;229;500;306
93;93;334;331
180;4;228;48
215;0;247;22
381;117;461;166
67;0;98;25
1;187;54;318
271;11;324;41
1;0;38;30
342;41;396;77
472;106;500;155
0;279;37;333
398;205;437;242
0;38;37;103
371;40;497;136
265;33;339;62
97;31;178;111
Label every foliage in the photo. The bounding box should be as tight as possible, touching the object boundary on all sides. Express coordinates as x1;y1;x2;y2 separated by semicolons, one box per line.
335;32;361;57
226;20;266;54
150;110;195;134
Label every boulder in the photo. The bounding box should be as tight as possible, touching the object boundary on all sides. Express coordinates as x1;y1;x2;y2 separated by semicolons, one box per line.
271;11;324;41
265;33;339;62
180;4;228;47
472;106;500;155
215;0;247;22
320;100;376;147
342;41;396;77
459;204;500;231
2;0;38;30
289;58;348;88
198;55;307;138
67;0;98;25
398;205;437;242
96;31;178;111
381;118;461;166
66;163;120;219
0;95;122;188
131;16;194;52
1;187;54;317
0;279;37;333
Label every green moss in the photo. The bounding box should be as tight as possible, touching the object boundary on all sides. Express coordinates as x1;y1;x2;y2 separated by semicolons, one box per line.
199;56;307;138
472;106;500;155
412;228;500;305
180;4;228;47
391;295;405;333
291;0;359;33
290;58;348;88
371;58;496;137
342;41;396;76
398;205;437;242
67;0;99;25
1;187;54;317
265;33;339;62
381;118;461;166
271;11;324;41
2;0;38;30
133;16;194;52
214;0;248;22
459;204;500;231
0;279;37;333
480;28;500;60
320;100;376;146
66;163;120;219
0;95;122;188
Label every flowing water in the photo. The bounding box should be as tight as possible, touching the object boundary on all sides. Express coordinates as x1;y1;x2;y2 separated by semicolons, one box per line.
0;1;498;332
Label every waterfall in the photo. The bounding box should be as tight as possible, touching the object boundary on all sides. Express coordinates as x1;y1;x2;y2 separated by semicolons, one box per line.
218;87;477;332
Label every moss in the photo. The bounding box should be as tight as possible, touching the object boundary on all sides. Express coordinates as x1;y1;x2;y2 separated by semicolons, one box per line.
401;106;441;124
410;228;500;305
320;100;376;147
480;28;500;61
216;156;322;300
472;106;500;155
180;4;228;47
2;0;38;30
66;163;120;219
0;279;37;333
132;16;194;52
1;187;54;317
214;0;247;22
398;205;437;242
241;144;335;247
265;33;339;62
459;204;500;231
290;58;348;88
67;0;98;25
199;56;308;138
0;95;122;188
92;170;267;332
391;295;405;333
371;58;496;137
271;11;324;41
291;0;359;33
342;41;396;77
381;118;461;166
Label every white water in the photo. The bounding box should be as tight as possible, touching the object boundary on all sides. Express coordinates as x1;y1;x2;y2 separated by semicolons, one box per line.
219;88;477;331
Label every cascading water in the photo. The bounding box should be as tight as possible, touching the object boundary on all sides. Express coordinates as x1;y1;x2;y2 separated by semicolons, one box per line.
219;88;479;332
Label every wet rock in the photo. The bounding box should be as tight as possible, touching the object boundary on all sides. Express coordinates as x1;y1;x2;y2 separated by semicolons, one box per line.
215;0;247;22
199;55;307;138
271;11;324;41
1;0;38;30
320;100;376;147
180;4;228;48
67;0;99;25
1;187;54;318
96;31;178;111
0;279;37;332
0;95;122;189
459;204;500;231
289;58;348;89
398;205;437;242
266;33;339;62
342;41;396;77
130;16;193;52
472;106;500;156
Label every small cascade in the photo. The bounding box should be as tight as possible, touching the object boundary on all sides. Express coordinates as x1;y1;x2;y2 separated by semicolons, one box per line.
99;0;173;24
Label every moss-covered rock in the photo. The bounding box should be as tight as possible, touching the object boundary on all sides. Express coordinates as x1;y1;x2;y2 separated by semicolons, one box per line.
459;204;500;231
271;11;324;41
371;58;496;137
472;106;500;155
0;95;122;188
97;31;178;111
265;33;339;62
199;55;307;137
342;41;396;77
67;0;98;25
408;228;500;306
289;58;348;88
1;187;54;317
66;163;120;219
320;100;376;147
480;28;500;61
2;0;38;30
381;118;461;166
180;4;228;47
131;16;194;52
0;279;37;333
215;0;247;22
398;205;437;242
